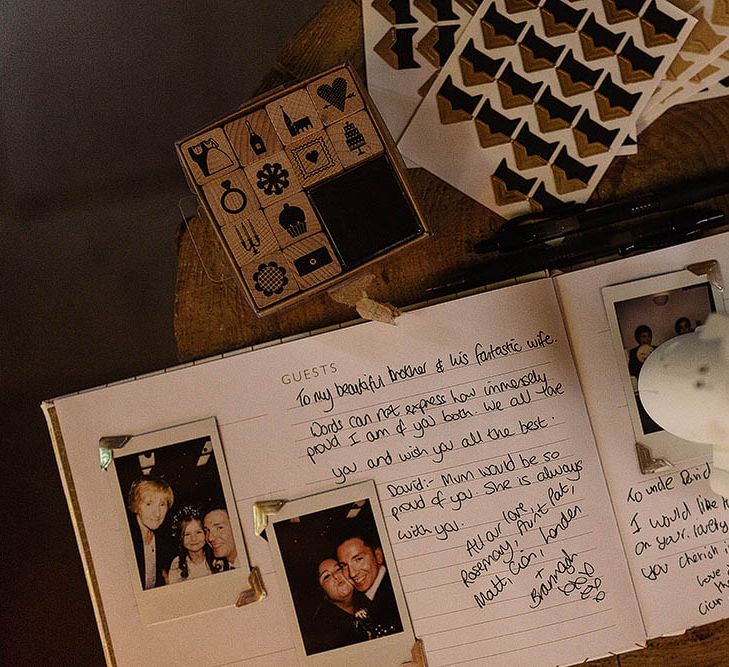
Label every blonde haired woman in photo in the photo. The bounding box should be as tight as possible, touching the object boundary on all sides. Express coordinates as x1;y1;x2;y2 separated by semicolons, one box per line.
127;476;174;589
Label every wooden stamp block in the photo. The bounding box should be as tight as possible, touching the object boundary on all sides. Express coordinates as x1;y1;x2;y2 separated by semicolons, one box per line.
224;109;283;165
285;131;343;187
240;252;300;308
263;192;322;247
283;233;342;289
306;68;365;125
219;212;279;267
201;169;261;226
244;151;301;207
326;110;384;169
179;128;238;185
266;89;323;145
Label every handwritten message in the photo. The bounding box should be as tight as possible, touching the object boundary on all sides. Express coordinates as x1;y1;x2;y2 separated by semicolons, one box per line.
272;291;642;667
626;464;729;619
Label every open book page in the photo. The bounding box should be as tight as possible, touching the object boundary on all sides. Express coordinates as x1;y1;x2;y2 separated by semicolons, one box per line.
49;279;643;666
554;233;729;638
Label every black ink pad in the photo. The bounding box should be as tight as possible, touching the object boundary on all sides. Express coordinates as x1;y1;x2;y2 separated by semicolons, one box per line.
308;155;424;269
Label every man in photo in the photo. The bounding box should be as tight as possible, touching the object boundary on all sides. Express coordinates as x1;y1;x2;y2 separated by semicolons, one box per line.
203;507;238;569
336;532;403;638
127;476;174;590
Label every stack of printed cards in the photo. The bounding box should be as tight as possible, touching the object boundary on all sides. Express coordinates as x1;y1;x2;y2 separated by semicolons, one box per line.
635;0;729;133
363;0;728;218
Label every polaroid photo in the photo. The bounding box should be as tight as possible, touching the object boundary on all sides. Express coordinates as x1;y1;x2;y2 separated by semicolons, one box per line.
602;267;725;467
264;480;416;666
108;417;252;623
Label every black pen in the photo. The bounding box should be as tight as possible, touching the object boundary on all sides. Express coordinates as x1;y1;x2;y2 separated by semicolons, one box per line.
428;210;725;299
478;170;729;253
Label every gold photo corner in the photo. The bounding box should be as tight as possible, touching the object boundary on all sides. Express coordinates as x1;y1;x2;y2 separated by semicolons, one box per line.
635;441;672;474
402;638;428;666
687;259;723;291
253;499;288;536
235;566;267;607
98;435;131;470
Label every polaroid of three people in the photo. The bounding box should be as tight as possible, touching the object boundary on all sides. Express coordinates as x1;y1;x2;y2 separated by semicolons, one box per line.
603;268;724;466
110;419;253;624
110;419;414;661
126;475;239;590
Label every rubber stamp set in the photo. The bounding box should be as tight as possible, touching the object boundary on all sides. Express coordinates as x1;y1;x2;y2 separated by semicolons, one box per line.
177;65;427;315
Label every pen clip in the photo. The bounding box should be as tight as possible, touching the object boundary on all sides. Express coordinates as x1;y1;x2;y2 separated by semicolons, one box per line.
617;210;724;256
476;202;586;253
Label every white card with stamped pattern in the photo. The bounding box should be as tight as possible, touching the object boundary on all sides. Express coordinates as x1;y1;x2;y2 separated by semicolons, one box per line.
362;0;482;143
398;0;696;218
637;0;729;132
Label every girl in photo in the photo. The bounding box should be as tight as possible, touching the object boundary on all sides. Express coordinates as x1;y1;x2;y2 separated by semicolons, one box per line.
167;506;214;584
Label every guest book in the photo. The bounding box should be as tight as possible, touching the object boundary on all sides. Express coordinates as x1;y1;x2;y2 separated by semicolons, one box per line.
43;232;729;666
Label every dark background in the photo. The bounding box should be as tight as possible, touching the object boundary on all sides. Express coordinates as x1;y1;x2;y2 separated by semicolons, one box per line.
1;2;328;663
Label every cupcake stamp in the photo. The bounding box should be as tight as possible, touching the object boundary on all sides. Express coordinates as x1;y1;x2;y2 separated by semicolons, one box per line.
263;192;322;247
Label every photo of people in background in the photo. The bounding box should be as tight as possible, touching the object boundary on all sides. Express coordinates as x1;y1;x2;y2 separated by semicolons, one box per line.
272;498;405;656
114;436;237;590
613;282;716;434
674;316;693;335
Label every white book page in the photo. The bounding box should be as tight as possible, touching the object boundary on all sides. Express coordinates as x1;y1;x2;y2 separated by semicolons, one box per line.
554;233;729;638
51;279;643;666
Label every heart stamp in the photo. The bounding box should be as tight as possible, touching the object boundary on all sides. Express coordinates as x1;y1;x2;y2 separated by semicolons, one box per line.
316;77;352;112
305;150;319;163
